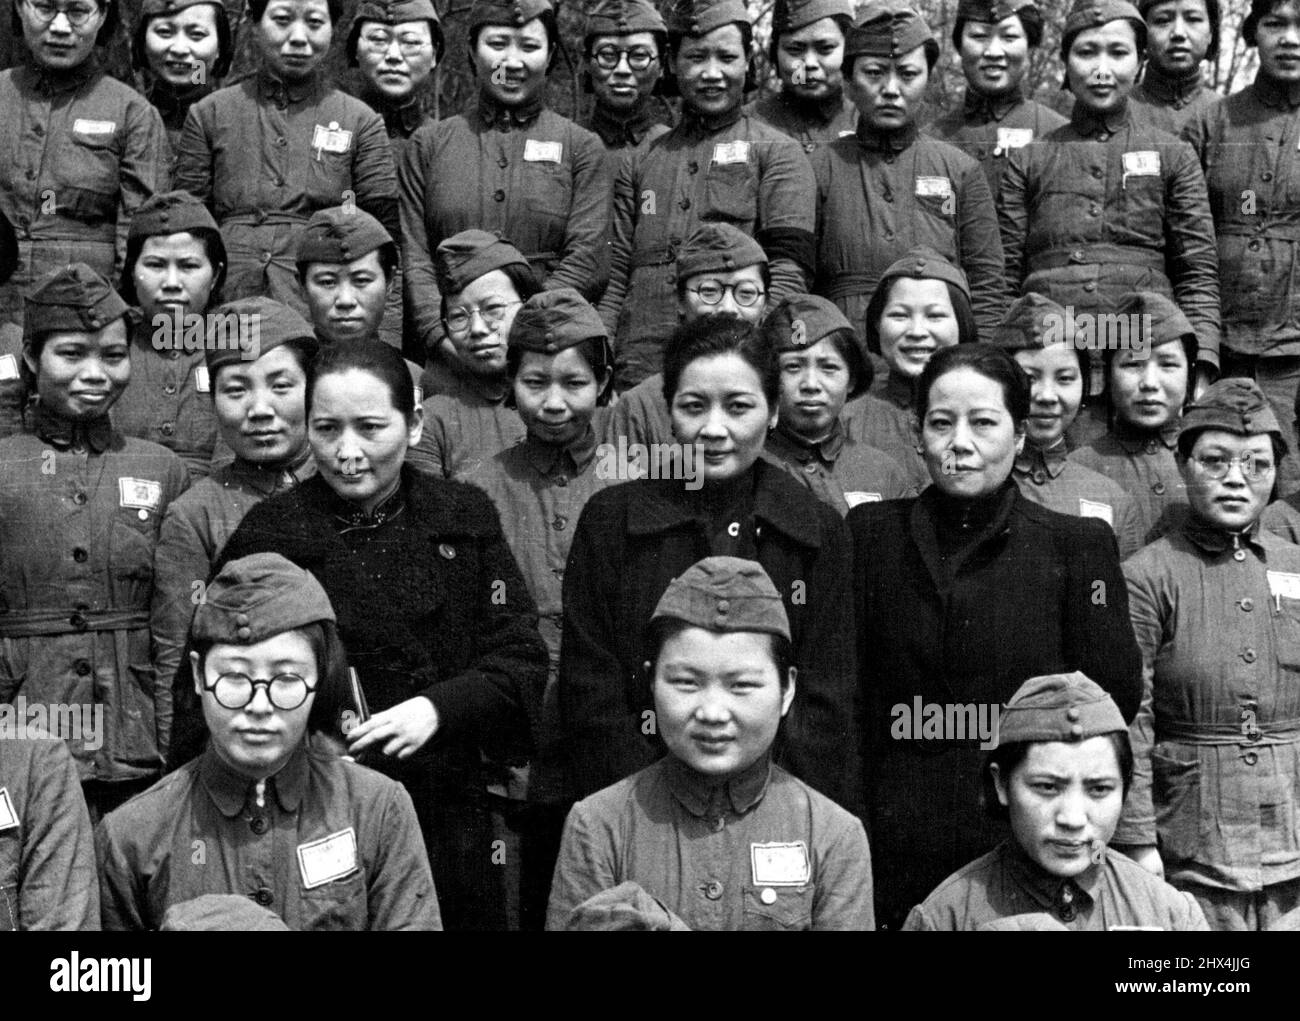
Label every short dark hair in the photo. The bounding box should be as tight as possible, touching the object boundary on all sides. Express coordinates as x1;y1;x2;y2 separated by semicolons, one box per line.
1100;334;1195;422
951;6;1044;51
915;342;1032;428
296;241;399;287
662;316;779;410
119;226;228;309
247;0;343;26
439;262;542;323
307;337;416;423
982;730;1134;820
664;20;758;96
505;336;614;407
132;0;234;78
865;277;979;356
645;617;795;688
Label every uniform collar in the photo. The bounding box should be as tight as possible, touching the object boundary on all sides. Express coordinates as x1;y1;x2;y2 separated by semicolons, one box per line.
523;423;599;476
769;420;845;466
325;472;408;532
679;101;744;136
1254;72;1300;111
1002;839;1101;922
1013;437;1069;481
589;98;658;147
257;67;321;106
477;89;545;130
1069;102;1129;138
962;87;1023;123
855;119;919;153
1180;515;1265;556
21;53;101;95
883;372;915;408
774;86;847;126
145;77;209;124
230;446;316;495
382;94;425;137
911;478;1019;584
31;400;113;453
663;753;771;819
199;740;309;818
1112;418;1181;454
625;457;824;549
1139;65;1204;107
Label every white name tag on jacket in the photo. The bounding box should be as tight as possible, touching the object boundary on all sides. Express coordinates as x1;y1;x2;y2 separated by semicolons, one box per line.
844;492;882;508
1078;498;1114;526
312;122;353;155
298;827;359;889
193;365;210;393
1122;151;1161;176
712;140;750;165
0;354;18;381
995;127;1034;153
119;477;162;511
72;118;115;136
524;139;562;163
915;176;953;198
0;788;17;832
751;841;811;886
1268;570;1300;601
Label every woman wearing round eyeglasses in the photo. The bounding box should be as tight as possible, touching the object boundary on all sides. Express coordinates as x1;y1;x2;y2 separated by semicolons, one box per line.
0;0;168;335
1114;379;1300;930
346;0;442;156
399;0;609;370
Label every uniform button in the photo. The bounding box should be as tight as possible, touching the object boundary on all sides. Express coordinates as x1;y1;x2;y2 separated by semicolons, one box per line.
497;156;508;168
1089;204;1100;216
704;880;723;900
555;475;568;487
1242;647;1258;663
717;599;730;613
680;198;691;211
1091;168;1102;178
439;543;456;559
75;660;91;676
1066;707;1081;722
276;136;287;147
1240;598;1255;612
32;124;43;136
272;177;283;187
552;515;567;530
804;462;817;474
253;887;274;906
235;613;250;626
1243;750;1259;766
160;422;175;436
1072;250;1084;261
70;613;87;630
1234;548;1247;561
1262;171;1274;182
1152;481;1166;495
884;231;895;241
73;491;88;505
493;189;506;201
1145;440;1158;454
1083;282;1096;292
255;210;268;225
72;547;88;562
25;168;36;181
163;383;177;395
727;521;740;537
1060;905;1077;922
1032;470;1046;484
803;142;815;153
884;192;893;202
168;349;181;360
1249;239;1261;251
1097;132;1109;142
261;252;272;266
250;815;269;835
688;160;699;174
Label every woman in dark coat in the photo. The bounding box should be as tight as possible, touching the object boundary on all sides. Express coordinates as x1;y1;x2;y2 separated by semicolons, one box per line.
849;342;1142;929
559;316;861;818
210;340;548;930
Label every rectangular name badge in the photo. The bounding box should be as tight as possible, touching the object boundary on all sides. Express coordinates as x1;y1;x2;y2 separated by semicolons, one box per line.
1078;498;1114;527
1268;570;1300;601
72;118;115;136
844;492;883;509
0;354;18;381
193;365;210;393
995;127;1034;155
712;140;750;165
1122;150;1161;176
297;827;359;889
915;176;953;199
0;788;17;832
751;841;811;887
118;477;162;511
523;139;563;163
311;122;353;157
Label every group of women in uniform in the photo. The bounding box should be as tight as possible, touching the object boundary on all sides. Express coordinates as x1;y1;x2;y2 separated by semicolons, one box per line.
3;0;1300;934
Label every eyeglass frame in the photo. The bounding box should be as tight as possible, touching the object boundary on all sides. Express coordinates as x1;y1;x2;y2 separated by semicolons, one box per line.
1189;452;1276;483
591;45;658;72
685;279;766;308
443;298;522;336
203;672;318;711
24;0;102;27
358;30;433;57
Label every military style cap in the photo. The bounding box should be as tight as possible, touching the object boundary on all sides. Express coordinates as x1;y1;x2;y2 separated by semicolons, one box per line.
676;223;768;283
877;245;972;299
296;207;395;269
998;671;1126;745
0;210;16;287
161;894;291;932
509;286;609;354
1061;0;1145;59
845;0;935;59
585;0;667;37
987;292;1070;351
469;0;553;33
651;556;791;640
1178;378;1287;453
772;0;853;36
24;264;133;341
204;297;317;375
347;0;444;64
191;553;336;646
128;190;221;243
665;0;750;37
434;229;530;298
563;882;692;931
138;0;223;17
955;0;1035;22
763;294;873;397
1114;290;1194;350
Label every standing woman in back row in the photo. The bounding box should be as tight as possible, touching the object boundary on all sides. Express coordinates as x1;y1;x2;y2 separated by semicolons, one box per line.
174;0;398;316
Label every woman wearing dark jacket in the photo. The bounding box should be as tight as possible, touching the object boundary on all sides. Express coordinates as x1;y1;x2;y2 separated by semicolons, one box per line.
849;342;1142;929
211;340;548;930
559;317;861;819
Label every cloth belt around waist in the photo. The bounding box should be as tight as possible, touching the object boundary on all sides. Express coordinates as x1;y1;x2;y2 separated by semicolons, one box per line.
821;274;879;301
1216;224;1300;242
0;607;149;638
1159;718;1300;746
220;211;311;229
630;245;679;270
1031;245;1166;272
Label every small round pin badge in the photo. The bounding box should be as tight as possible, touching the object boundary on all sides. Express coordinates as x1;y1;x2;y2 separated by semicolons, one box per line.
760;888;777;905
